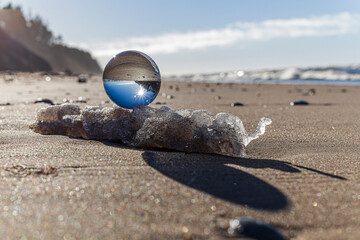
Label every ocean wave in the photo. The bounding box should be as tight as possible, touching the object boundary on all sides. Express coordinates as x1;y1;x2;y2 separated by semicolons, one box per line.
166;65;360;85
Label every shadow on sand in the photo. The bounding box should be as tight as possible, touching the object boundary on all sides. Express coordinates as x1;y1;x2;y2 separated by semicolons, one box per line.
142;151;346;211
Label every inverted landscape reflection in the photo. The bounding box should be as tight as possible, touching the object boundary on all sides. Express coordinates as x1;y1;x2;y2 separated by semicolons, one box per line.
104;80;160;109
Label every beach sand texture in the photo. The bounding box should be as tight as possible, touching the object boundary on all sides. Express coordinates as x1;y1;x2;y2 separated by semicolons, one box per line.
0;72;359;239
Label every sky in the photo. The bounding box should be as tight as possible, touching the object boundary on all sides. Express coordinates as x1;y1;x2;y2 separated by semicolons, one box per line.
3;0;360;75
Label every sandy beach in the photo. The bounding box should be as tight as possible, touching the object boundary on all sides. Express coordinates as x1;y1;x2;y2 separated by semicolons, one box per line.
0;72;359;239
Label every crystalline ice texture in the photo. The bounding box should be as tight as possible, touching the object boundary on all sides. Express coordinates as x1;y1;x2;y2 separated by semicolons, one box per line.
29;104;272;157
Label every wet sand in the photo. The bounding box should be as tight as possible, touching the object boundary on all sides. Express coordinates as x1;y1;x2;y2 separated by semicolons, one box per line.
0;72;359;239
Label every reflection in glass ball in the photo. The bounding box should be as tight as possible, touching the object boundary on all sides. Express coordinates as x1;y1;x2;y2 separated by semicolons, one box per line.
103;50;161;109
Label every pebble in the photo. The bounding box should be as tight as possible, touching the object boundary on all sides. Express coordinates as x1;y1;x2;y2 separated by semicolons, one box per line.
231;102;244;107
34;98;54;105
78;74;87;83
75;97;87;103
302;88;316;96
228;218;287;240
155;102;166;105
0;102;11;106
290;100;309;106
166;95;174;100
215;96;222;100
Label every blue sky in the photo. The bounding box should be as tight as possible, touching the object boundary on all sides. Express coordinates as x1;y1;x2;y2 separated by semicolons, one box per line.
4;0;360;74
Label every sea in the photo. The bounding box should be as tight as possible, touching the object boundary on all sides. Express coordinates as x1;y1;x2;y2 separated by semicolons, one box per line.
165;65;360;86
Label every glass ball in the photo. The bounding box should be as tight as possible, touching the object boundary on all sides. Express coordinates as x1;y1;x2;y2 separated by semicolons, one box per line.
103;50;161;109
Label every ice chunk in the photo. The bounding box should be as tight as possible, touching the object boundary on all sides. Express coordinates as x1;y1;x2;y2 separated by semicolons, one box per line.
29;104;271;157
244;117;272;147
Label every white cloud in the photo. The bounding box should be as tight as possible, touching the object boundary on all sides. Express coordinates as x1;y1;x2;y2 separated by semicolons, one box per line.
76;12;360;58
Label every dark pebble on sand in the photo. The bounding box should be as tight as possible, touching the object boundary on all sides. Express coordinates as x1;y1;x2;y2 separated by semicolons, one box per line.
34;98;54;105
78;74;87;83
215;96;222;100
309;88;316;95
0;102;11;106
341;89;347;93
75;97;87;103
166;95;174;99
290;100;309;106
228;218;287;240
231;102;244;107
302;88;316;96
155;102;166;105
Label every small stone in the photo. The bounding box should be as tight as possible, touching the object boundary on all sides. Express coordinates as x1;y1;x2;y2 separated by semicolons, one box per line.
309;88;316;95
166;95;174;100
215;96;222;100
0;102;11;106
228;218;286;240
34;98;54;105
290;100;309;106
231;102;244;107
341;89;347;93
75;97;87;103
302;88;316;96
78;74;87;83
155;102;166;105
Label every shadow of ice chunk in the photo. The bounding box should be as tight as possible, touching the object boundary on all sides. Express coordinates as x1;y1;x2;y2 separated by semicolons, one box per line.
29;104;271;157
